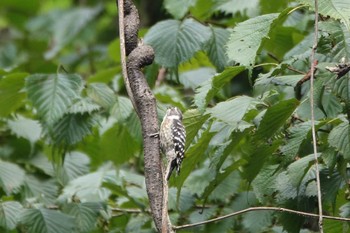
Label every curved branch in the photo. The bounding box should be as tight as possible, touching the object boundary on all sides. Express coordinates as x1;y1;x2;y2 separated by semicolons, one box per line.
174;206;350;230
116;0;167;232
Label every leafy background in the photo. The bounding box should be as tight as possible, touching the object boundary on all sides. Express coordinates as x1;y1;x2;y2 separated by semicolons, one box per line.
1;0;350;232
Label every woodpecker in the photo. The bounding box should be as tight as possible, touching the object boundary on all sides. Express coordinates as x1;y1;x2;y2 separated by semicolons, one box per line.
160;107;186;180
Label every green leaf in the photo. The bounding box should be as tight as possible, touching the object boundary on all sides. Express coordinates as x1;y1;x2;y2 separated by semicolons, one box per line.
110;96;133;122
87;83;116;110
26;73;83;126
328;121;350;159
195;66;245;111
280;121;312;159
99;122;141;165
59;169;115;202
332;73;350;101
323;219;347;233
49;113;96;146
87;67;121;84
226;13;279;66
7;115;42;143
207;96;261;129
256;98;299;140
175;128;215;192
44;6;102;59
252;164;279;203
0;201;23;230
322;91;343;118
107;39;121;63
287;154;315;187
182;109;210;149
242;210;273;233
319;20;350;61
297;0;350;29
20;208;75;233
62;202;103;233
0;161;25;195
206;27;230;71
28;154;55;177
215;0;259;16
202;159;245;205
242;140;281;182
59;151;90;185
264;26;304;59
0;73;27;117
144;18;211;68
68;97;101;114
163;0;196;19
23;176;58;204
179;67;215;90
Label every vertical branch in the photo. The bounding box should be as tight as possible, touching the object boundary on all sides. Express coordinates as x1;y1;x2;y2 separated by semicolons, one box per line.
116;0;172;232
309;0;323;231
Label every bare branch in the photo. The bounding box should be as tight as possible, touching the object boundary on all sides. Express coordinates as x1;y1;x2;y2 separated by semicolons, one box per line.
116;0;169;232
174;206;350;230
309;0;323;231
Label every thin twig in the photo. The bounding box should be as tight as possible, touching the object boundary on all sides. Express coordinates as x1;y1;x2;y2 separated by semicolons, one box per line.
173;206;350;230
111;207;150;214
309;0;323;232
287;66;306;75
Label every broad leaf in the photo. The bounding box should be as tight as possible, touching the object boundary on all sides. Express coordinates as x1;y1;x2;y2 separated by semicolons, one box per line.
252;164;279;203
215;0;259;16
280;121;312;159
0;73;27;117
163;0;196;19
195;66;245;111
175;128;215;192
183;109;210;149
49;113;96;146
28;154;55;176
207;96;261;130
256;98;299;140
99;122;141;165
144;18;211;68
59;151;90;185
59;169;115;202
7;115;42;143
23;176;58;204
206;27;231;71
110;96;133;122
87;83;116;110
242;140;281;182
201;159;246;206
0;201;23;230
298;0;350;29
328;121;350;159
226;13;279;66
45;6;102;59
68;98;101;114
26;73;83;126
319;20;350;61
0;161;25;195
242;210;273;233
179;67;215;90
62;202;103;233
20;208;75;233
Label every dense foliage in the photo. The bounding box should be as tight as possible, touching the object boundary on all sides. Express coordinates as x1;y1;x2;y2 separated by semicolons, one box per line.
1;0;350;232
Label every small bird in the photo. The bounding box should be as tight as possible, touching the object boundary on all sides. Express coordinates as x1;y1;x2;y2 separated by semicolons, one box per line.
160;107;186;180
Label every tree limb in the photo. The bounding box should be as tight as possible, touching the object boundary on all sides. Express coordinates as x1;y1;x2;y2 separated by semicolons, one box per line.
116;0;169;232
173;206;350;230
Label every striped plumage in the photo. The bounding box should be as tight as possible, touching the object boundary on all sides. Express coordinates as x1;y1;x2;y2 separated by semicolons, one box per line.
160;107;186;180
